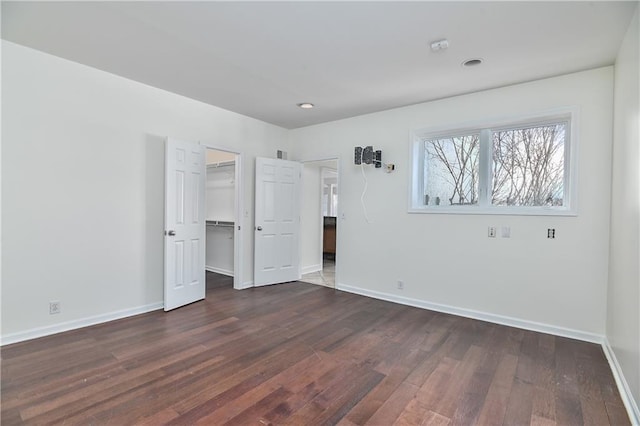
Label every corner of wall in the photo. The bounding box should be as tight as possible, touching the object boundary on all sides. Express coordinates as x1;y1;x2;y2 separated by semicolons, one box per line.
602;338;640;425
607;3;640;419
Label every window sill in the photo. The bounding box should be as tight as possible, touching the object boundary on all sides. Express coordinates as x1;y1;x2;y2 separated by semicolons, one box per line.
408;206;577;217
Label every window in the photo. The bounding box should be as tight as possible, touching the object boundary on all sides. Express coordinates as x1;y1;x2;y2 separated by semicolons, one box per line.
411;111;576;215
424;133;480;206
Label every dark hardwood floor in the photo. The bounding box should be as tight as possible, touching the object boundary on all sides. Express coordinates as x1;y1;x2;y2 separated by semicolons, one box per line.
1;273;630;425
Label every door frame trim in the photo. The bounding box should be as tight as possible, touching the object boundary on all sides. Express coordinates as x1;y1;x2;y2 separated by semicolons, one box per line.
201;143;244;290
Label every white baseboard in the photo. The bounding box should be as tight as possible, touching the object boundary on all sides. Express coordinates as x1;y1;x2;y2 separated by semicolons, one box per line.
335;283;603;343
0;302;164;346
237;280;254;290
301;264;322;275
602;339;640;425
205;266;234;277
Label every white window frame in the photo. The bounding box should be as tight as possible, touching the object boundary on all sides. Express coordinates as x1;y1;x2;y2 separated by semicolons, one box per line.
409;107;578;216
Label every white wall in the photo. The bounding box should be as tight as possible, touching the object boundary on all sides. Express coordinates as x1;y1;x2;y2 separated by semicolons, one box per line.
291;67;614;338
608;7;640;417
206;165;235;222
205;226;234;276
1;41;288;340
206;150;235;165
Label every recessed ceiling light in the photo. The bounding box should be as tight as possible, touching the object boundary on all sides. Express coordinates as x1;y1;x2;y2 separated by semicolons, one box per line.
297;103;314;109
462;58;483;67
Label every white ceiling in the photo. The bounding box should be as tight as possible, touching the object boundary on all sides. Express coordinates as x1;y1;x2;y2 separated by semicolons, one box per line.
2;1;637;129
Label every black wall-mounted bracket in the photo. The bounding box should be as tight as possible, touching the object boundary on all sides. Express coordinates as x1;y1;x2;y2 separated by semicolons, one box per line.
354;146;382;167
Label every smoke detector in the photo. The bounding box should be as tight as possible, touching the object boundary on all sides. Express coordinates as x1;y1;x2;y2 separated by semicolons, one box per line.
430;39;449;52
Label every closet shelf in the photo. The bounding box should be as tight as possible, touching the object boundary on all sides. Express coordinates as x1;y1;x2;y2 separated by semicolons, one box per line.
206;220;235;228
206;161;235;168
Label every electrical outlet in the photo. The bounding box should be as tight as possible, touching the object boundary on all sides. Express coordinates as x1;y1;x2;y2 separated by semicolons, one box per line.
397;280;404;290
488;227;497;238
49;301;61;315
547;228;556;239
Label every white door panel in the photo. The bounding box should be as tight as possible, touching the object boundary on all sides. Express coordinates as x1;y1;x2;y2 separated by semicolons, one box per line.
254;157;301;286
165;138;206;311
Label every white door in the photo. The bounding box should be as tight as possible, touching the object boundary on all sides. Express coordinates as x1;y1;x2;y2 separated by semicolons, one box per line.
254;157;302;286
164;138;206;311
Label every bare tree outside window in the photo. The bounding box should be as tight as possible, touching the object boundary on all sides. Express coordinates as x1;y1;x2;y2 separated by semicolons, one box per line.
413;114;572;213
492;123;565;206
424;134;479;206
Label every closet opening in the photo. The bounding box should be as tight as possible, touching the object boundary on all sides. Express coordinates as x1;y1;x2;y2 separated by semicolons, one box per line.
205;148;239;291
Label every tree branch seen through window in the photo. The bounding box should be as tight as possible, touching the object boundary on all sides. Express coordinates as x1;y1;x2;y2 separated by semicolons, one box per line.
492;124;565;206
421;121;567;208
424;135;479;206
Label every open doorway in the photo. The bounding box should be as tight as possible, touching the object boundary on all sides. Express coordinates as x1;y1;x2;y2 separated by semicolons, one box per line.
300;159;338;288
205;148;239;291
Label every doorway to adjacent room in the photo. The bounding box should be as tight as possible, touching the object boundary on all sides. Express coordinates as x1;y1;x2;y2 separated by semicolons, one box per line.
300;159;339;288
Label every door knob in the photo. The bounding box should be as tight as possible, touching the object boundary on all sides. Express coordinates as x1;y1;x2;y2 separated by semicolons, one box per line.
256;226;263;231
167;230;176;236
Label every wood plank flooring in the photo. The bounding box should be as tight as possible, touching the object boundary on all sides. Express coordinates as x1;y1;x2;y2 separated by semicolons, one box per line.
1;273;630;425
